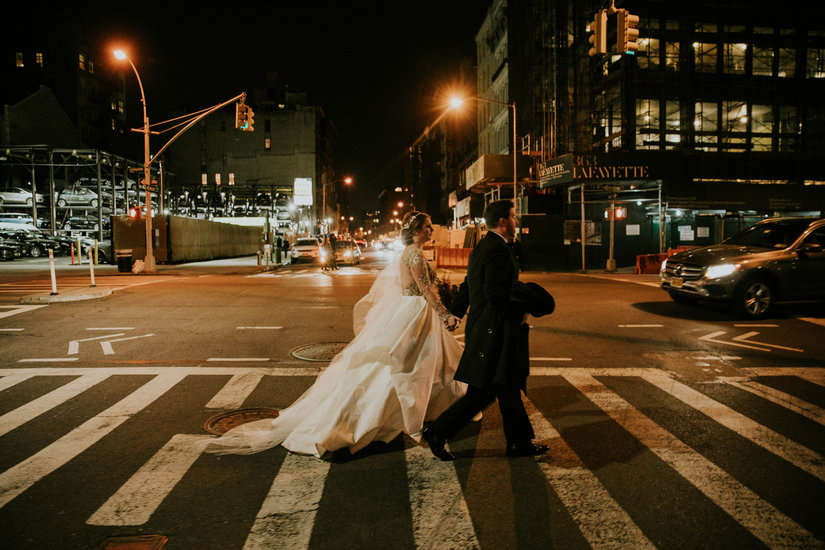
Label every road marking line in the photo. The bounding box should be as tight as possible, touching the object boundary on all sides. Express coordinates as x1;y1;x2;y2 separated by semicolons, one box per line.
733;324;778;328
68;333;125;355
100;334;155;355
699;330;772;352
206;372;265;409
243;453;330;550
406;445;479;549
0;373;185;509
87;434;214;526
0;372;110;437
86;327;135;331
0;328;24;331
797;317;825;327
564;371;822;549
207;358;271;362
726;379;825;426
17;358;79;363
0;305;47;319
732;332;803;353
641;370;825;482
0;373;35;391
525;398;655;548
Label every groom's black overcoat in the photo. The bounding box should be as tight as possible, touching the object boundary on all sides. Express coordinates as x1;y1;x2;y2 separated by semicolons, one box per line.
451;231;530;391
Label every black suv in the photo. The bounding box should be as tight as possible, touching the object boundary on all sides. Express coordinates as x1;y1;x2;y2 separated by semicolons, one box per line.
661;217;825;318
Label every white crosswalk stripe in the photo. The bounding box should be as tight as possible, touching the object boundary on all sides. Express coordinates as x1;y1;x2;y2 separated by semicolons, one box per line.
0;366;823;548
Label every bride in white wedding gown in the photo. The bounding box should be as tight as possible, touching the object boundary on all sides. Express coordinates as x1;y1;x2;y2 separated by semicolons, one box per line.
205;212;466;458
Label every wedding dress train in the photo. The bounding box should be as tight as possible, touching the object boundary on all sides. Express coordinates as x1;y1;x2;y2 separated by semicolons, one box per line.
205;247;466;458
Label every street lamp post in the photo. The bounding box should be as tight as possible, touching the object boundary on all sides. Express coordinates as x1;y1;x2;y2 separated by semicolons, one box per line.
114;49;156;272
450;96;518;215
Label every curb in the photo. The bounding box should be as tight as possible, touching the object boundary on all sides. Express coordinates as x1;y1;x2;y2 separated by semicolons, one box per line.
19;286;113;304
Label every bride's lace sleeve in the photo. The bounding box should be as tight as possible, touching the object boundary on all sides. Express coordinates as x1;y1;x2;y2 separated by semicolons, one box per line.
406;248;451;322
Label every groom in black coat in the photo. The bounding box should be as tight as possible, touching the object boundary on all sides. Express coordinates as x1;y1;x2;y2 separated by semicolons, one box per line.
422;200;548;460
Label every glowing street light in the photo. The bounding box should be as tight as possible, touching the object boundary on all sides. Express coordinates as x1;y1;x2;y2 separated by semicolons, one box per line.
114;48;156;272
449;94;519;215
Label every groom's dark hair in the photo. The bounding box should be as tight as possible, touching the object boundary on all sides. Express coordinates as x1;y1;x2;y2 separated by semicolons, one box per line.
484;199;514;228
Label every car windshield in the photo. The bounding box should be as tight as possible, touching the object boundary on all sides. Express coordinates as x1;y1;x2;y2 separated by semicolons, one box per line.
724;219;813;249
296;239;317;246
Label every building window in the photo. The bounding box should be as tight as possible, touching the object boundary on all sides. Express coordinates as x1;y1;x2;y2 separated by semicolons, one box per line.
265;137;271;150
637;38;660;69
751;104;773;151
15;52;24;67
723;43;747;74
665;101;681;148
694;42;717;73
665;41;679;70
779;105;800;151
635;99;660;150
806;48;825;78
88;60;94;74
778;48;796;77
35;52;44;66
694;101;718;151
752;46;774;76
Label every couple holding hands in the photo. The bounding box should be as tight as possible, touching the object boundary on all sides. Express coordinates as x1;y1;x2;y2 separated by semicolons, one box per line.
206;199;553;460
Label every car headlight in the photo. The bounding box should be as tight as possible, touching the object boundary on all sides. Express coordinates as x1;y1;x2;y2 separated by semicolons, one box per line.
660;259;667;272
705;263;739;279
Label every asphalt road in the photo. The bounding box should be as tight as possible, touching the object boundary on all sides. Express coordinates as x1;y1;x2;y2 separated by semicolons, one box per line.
1;250;823;549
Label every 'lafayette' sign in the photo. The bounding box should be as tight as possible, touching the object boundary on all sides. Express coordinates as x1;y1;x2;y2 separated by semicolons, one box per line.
540;154;652;187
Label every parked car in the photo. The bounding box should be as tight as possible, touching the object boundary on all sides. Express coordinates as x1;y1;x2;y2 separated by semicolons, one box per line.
0;213;35;225
0;226;63;258
333;239;362;265
0;187;45;206
290;238;321;263
63;215;109;231
661;217;825;318
0;237;25;260
56;187;100;207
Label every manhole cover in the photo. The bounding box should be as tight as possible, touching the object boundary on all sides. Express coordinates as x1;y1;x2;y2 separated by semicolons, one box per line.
203;408;280;435
290;342;348;362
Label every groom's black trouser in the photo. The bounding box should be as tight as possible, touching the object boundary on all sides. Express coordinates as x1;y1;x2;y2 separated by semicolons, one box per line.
431;384;534;445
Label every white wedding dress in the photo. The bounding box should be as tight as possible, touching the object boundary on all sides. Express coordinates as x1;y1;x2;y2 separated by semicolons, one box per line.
205;245;466;458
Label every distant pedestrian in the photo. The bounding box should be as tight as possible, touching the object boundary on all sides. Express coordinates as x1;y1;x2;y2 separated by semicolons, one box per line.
281;238;290;264
328;233;339;270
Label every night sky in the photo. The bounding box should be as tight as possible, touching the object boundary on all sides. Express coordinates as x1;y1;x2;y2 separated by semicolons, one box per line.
29;2;491;210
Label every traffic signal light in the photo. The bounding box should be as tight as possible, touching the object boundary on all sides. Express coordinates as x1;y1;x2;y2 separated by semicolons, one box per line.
235;102;249;130
588;9;607;57
245;106;255;132
129;206;141;219
604;206;626;220
617;9;640;54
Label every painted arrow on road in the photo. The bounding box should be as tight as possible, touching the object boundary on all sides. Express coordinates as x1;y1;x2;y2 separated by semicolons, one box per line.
699;331;803;353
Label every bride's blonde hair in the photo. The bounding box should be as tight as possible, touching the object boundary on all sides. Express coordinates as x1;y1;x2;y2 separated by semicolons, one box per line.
400;211;429;245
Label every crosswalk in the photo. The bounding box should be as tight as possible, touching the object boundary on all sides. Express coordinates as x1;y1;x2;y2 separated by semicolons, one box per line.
1;366;823;548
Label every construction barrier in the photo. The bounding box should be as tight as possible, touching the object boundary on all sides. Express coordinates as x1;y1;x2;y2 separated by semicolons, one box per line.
435;247;472;268
635;253;668;274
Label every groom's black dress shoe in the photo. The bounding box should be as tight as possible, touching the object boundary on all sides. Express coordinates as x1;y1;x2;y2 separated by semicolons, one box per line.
422;426;454;461
506;442;549;457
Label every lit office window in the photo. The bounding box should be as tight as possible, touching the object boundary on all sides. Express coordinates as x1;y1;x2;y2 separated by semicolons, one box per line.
637;38;660;69
694;42;718;73
665;41;680;70
806;48;825;78
88;61;94;74
752;47;774;76
265;138;271;150
723;101;748;132
78;54;86;71
694;101;718;151
751;104;773;151
35;52;43;66
778;48;796;77
15;52;23;67
723;43;747;74
635;99;660;149
665;101;682;148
